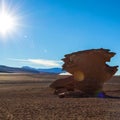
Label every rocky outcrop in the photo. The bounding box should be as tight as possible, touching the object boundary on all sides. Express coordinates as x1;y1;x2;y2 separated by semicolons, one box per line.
50;48;118;97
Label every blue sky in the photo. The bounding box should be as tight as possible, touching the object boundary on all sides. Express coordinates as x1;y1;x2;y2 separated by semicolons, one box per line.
0;0;120;74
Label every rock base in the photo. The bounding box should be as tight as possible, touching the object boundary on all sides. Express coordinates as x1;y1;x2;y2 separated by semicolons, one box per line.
57;90;107;98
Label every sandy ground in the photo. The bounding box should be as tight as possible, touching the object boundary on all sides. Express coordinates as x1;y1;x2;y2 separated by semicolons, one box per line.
0;73;119;120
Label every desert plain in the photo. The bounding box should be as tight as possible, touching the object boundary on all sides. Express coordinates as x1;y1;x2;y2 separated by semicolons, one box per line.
0;73;119;120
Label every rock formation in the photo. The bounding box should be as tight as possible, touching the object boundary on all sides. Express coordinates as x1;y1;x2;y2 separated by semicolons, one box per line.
50;48;118;98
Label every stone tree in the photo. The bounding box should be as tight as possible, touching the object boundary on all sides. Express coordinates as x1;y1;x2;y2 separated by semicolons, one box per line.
50;48;118;98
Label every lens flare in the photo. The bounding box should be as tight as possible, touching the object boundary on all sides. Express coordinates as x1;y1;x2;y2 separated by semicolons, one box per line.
0;11;17;35
74;71;84;81
0;0;22;38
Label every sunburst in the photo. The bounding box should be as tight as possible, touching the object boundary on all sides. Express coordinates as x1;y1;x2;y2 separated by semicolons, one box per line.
0;11;17;35
0;1;21;37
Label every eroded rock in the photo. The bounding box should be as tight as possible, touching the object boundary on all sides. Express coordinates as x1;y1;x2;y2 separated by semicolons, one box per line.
50;48;118;97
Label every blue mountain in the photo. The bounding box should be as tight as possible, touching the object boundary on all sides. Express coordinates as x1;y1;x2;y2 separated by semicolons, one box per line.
0;65;64;74
22;66;65;74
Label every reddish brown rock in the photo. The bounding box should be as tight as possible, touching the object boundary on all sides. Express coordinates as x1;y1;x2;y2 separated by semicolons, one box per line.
50;76;75;94
50;48;118;97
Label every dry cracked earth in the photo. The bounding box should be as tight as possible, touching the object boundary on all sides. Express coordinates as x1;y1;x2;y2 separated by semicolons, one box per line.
0;73;119;120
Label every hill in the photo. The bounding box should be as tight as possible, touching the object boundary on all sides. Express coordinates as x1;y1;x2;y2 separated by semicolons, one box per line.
0;65;64;74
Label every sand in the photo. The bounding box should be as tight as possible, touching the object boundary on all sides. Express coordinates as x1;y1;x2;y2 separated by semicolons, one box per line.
0;73;119;120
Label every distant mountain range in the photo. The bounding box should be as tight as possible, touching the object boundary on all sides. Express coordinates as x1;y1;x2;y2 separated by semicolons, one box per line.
0;65;65;74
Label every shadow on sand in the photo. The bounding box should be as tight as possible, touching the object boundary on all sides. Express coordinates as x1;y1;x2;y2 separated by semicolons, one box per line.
57;90;120;99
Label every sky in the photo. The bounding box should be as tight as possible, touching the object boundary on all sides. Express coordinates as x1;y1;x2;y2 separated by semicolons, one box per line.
0;0;120;74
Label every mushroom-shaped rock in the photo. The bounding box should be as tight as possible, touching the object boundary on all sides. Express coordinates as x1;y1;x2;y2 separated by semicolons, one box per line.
50;48;118;97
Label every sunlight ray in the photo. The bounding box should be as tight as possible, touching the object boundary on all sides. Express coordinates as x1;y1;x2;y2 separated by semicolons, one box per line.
0;0;22;38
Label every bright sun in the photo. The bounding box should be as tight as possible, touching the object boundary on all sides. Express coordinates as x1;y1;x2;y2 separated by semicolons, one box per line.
0;1;19;37
0;11;16;35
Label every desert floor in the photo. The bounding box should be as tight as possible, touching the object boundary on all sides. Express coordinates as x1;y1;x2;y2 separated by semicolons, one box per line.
0;73;119;120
